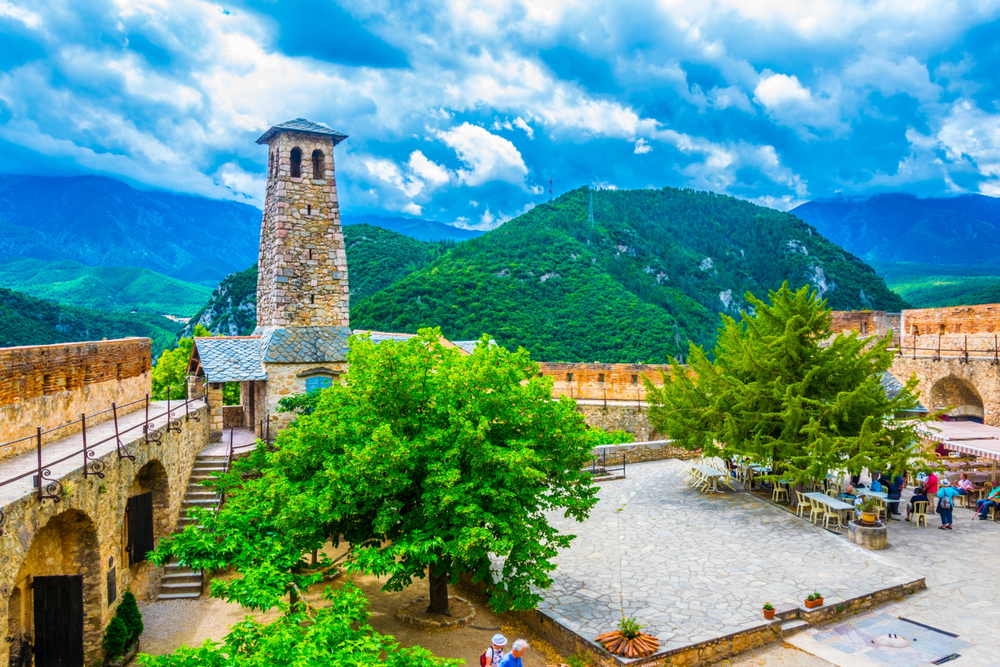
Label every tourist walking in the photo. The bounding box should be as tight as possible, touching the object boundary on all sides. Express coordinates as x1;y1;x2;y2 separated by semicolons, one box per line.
481;634;507;667
499;639;529;667
937;479;960;530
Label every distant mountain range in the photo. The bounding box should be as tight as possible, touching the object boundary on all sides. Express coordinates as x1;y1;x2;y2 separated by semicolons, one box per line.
792;193;1000;306
0;174;476;286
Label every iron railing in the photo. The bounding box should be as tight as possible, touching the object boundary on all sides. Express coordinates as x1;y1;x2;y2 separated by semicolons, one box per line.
0;382;207;524
892;334;1000;365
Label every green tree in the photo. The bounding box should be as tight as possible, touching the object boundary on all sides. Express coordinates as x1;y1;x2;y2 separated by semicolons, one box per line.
116;590;144;648
152;325;211;399
137;583;458;667
645;283;930;485
103;617;128;659
153;329;599;616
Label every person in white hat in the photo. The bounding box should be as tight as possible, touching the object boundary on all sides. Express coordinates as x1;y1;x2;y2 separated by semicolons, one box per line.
481;633;507;667
936;478;960;530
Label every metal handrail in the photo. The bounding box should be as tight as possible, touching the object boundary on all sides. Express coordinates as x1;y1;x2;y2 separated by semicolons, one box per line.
891;334;1000;365
0;381;208;503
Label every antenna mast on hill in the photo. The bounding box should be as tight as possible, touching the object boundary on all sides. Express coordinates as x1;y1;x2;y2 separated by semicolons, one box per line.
549;178;553;203
588;192;595;225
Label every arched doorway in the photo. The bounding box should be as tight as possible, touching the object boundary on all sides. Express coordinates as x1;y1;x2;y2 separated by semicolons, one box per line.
930;375;986;423
8;509;102;664
125;460;170;600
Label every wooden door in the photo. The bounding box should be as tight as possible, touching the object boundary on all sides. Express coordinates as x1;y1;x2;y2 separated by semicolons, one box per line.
32;575;83;667
127;492;154;564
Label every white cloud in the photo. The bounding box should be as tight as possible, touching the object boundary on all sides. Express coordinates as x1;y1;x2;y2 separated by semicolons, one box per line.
0;0;42;29
513;116;535;139
754;72;844;135
437;122;528;187
407;150;451;187
634;138;651;154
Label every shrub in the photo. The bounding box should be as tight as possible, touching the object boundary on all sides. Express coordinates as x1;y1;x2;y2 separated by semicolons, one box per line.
102;617;128;658
116;591;143;648
617;616;643;639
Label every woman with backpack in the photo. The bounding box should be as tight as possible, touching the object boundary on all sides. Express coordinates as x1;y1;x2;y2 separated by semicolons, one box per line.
937;478;961;530
481;634;507;667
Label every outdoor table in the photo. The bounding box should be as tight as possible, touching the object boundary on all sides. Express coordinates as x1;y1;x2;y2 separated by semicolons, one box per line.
804;492;854;524
693;465;728;493
856;489;888;500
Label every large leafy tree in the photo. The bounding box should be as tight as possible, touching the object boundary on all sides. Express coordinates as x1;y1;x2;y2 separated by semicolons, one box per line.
645;283;929;484
154;328;598;616
137;583;460;667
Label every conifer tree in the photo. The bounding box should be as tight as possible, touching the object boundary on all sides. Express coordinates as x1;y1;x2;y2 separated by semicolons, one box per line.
116;590;143;648
102;617;128;658
645;283;929;483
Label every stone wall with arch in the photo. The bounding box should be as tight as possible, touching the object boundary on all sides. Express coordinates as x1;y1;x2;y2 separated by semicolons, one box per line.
891;356;1000;426
0;405;208;665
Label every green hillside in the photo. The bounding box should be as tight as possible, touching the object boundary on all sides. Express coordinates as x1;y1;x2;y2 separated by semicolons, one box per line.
183;224;443;336
871;262;1000;308
352;187;907;363
0;288;183;357
0;258;213;316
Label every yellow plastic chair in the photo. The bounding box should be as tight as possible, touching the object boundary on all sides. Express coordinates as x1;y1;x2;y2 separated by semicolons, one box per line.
823;507;843;529
809;501;825;524
772;486;789;503
795;491;811;518
912;501;929;528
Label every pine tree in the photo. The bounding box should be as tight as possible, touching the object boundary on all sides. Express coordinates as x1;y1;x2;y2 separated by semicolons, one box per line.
102;617;128;658
115;590;144;648
645;283;930;484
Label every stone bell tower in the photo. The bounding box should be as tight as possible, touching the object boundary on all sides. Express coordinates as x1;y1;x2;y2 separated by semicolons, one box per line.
255;118;350;327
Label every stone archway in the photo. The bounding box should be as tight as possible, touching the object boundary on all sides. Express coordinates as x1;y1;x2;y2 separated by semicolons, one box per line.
8;509;102;662
930;374;985;423
125;459;170;600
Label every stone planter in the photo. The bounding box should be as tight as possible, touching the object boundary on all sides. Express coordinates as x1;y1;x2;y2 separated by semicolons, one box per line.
848;520;888;550
105;639;139;667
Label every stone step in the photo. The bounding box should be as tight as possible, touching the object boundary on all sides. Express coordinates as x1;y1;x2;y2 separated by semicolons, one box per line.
780;619;810;635
161;582;203;593
185;489;218;498
162;572;202;584
157;592;201;600
164;563;197;574
182;498;219;506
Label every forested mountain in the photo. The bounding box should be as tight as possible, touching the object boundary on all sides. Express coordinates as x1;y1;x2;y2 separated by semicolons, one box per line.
344;214;483;242
0;288;182;357
0;174;262;284
0;258;213;316
182;224;442;336
793;194;1000;307
350;188;905;362
792;193;1000;266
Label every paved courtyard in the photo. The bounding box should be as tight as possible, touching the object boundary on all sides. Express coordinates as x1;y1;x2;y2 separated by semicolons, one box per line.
539;458;922;653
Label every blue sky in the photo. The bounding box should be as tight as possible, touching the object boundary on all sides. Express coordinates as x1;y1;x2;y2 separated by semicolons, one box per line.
2;1;1000;229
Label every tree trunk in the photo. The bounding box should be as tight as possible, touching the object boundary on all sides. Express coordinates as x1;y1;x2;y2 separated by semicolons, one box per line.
426;568;450;615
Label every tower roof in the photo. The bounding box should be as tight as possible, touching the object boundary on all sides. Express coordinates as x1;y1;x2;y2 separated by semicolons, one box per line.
256;118;348;145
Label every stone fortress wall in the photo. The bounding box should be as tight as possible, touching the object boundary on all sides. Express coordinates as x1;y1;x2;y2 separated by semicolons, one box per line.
256;130;349;329
0;339;151;461
538;361;671;402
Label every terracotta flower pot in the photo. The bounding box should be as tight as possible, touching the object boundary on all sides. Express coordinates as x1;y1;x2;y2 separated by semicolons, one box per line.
763;608;775;619
804;598;824;609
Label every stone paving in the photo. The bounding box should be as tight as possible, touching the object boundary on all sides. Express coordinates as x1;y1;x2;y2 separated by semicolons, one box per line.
0;398;207;505
537;459;922;654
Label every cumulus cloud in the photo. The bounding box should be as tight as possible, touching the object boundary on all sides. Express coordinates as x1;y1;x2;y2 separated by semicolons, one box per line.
634;138;651;154
437;123;528;187
754;72;845;135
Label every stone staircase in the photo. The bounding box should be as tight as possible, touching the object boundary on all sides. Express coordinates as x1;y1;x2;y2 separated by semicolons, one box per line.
157;454;227;600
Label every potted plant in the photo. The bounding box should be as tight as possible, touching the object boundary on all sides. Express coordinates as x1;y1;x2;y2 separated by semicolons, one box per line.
594;617;661;658
762;602;775;620
857;497;879;524
805;592;824;609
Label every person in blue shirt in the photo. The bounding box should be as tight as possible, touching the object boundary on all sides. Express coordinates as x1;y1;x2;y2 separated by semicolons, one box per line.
937;478;961;530
498;639;529;667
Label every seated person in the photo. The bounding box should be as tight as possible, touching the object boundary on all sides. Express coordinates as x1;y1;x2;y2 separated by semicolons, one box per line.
842;485;857;501
905;486;929;522
957;473;976;496
976;483;1000;519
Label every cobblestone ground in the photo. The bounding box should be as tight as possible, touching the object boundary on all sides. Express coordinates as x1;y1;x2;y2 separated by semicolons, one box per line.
539;459;921;654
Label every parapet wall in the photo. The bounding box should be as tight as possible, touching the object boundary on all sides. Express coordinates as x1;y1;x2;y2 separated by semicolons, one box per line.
901;304;1000;337
0;339;152;460
539;362;670;401
830;311;889;336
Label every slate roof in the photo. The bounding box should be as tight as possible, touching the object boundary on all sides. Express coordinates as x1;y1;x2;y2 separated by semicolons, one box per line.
256;118;348;145
192;337;266;382
452;339;498;354
255;326;352;363
881;371;928;412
